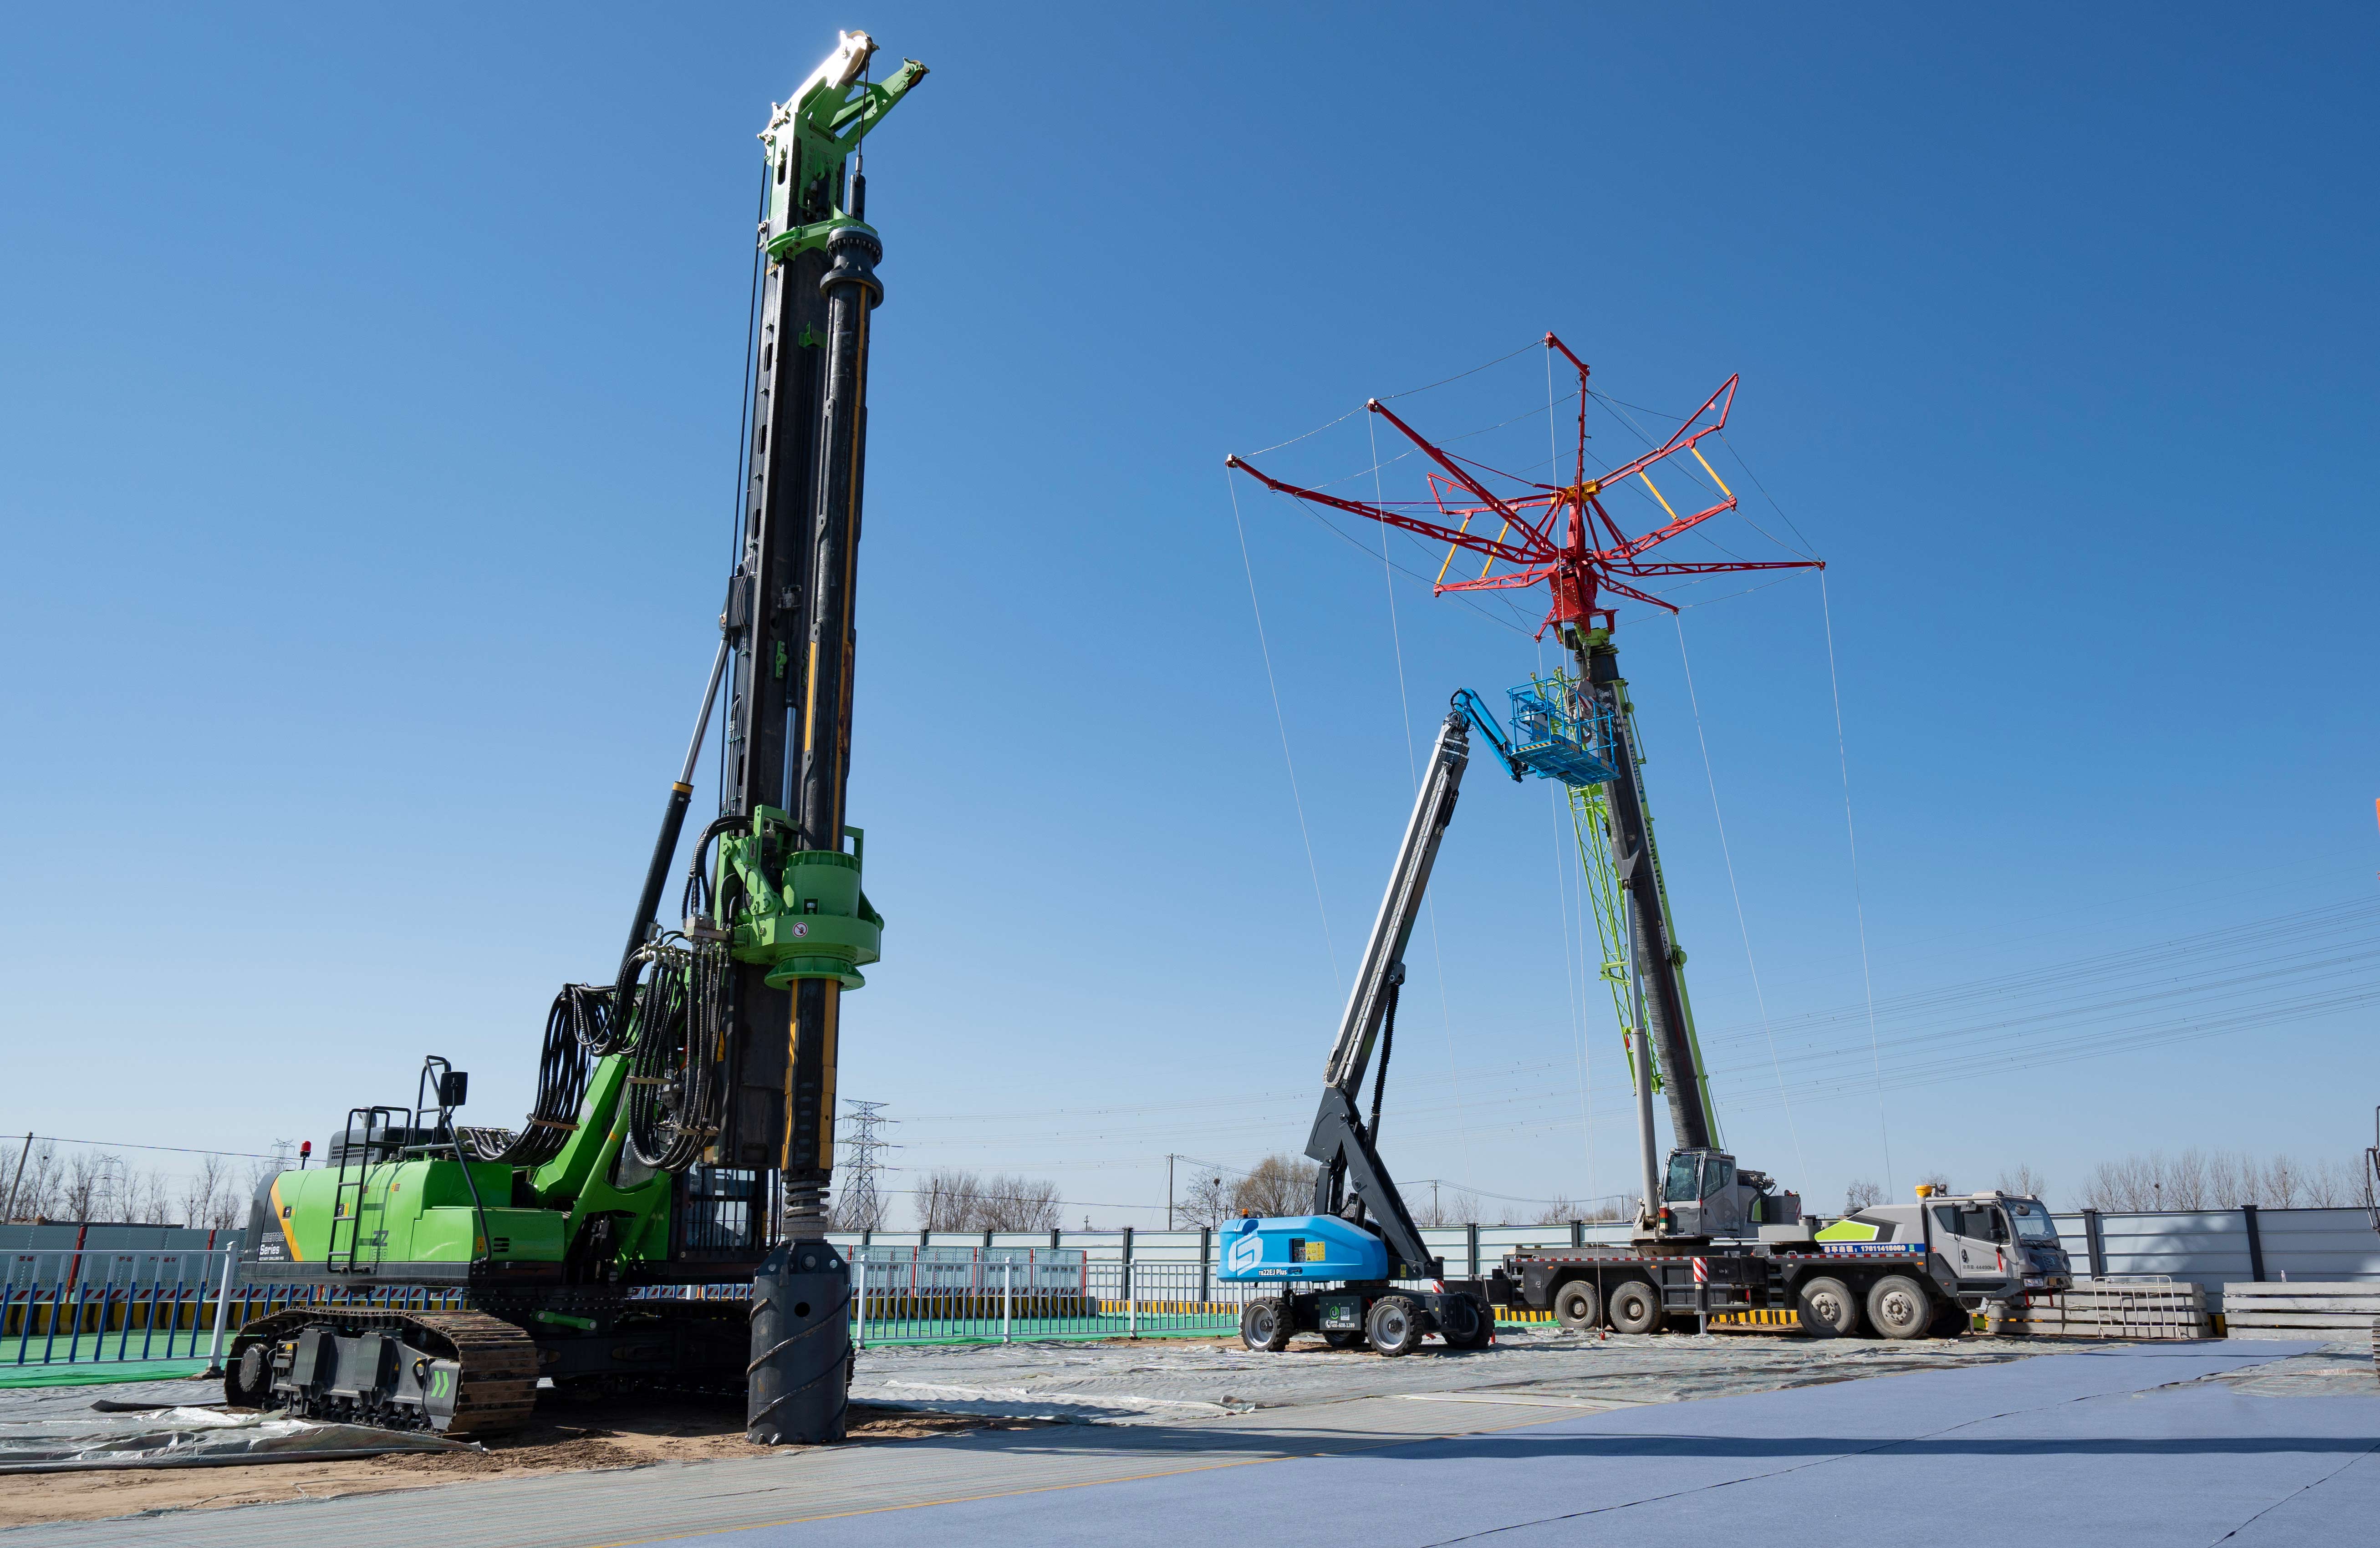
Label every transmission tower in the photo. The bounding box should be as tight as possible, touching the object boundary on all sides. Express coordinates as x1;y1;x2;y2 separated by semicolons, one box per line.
834;1100;894;1231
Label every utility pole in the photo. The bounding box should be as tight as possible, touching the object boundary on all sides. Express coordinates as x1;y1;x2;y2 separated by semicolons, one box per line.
1166;1154;1175;1230
3;1133;31;1222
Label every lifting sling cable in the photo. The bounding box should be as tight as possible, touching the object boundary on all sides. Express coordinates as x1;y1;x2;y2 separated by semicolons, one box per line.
1673;613;1802;1180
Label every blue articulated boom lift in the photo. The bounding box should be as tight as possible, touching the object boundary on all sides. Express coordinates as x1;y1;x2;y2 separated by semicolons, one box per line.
1223;695;1551;1355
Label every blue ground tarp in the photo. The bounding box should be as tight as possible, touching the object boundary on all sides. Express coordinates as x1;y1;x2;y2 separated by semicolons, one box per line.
683;1342;2380;1547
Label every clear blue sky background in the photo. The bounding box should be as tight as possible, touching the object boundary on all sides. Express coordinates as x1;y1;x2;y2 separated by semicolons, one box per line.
4;4;2375;1225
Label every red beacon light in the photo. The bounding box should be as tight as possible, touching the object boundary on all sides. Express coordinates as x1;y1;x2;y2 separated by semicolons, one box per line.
299;1141;312;1170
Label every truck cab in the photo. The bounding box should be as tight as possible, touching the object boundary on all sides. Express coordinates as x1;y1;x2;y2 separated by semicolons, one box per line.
1654;1148;1802;1240
1814;1190;2072;1305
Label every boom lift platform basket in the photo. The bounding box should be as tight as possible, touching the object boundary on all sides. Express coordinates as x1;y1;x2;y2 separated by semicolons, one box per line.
1505;683;1617;787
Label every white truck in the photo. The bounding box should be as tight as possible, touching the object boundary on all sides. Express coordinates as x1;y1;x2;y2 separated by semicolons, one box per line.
1490;1181;2072;1337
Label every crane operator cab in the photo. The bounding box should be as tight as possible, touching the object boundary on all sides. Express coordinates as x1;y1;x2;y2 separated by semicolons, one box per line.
1650;1148;1803;1241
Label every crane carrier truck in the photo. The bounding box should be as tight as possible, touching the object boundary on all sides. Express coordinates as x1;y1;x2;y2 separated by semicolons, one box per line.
1478;635;2071;1338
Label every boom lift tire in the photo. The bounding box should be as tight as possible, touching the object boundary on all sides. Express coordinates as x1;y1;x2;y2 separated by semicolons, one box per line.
1366;1296;1422;1356
1323;1330;1366;1349
1607;1280;1662;1335
1867;1275;1932;1340
1796;1276;1861;1338
1554;1281;1602;1333
1241;1298;1293;1352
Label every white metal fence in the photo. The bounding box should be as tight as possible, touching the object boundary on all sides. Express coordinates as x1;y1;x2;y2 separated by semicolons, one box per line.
2;1247;240;1371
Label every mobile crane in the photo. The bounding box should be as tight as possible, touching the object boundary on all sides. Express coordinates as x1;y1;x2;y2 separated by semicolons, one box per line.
1229;341;2067;1338
219;31;924;1444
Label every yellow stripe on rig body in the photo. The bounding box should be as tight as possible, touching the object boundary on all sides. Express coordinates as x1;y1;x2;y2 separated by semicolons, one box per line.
270;1177;302;1262
802;640;821;752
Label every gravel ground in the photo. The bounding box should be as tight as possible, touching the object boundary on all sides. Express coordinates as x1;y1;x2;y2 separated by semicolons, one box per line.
2194;1337;2376;1397
846;1325;2092;1422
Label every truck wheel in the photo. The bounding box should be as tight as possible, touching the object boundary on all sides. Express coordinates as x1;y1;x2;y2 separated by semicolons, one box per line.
1927;1299;1972;1339
1608;1280;1661;1335
1240;1298;1293;1352
1366;1296;1422;1356
1867;1276;1932;1340
1796;1276;1861;1338
1554;1281;1602;1333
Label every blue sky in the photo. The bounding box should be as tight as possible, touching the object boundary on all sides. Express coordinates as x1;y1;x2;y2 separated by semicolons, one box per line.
3;4;2374;1224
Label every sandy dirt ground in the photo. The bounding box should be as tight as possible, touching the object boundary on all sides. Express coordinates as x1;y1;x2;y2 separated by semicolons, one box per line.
0;1392;1053;1528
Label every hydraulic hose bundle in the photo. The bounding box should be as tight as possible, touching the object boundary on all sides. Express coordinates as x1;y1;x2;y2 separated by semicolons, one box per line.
623;937;728;1170
459;984;603;1166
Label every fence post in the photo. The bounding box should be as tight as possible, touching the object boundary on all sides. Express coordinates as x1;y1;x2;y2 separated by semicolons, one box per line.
2081;1208;2107;1279
1467;1223;1480;1279
2241;1205;2266;1283
1002;1261;1013;1344
1571;1218;1584;1250
1121;1226;1136;1338
853;1255;866;1350
1199;1226;1211;1308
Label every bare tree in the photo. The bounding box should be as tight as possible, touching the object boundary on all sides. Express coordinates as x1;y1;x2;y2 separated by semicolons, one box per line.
917;1168;983;1231
2205;1150;2255;1208
62;1152;120;1222
913;1168;1062;1232
2262;1154;2300;1208
1844;1179;1884;1212
5;1143;60;1221
1533;1195;1580;1226
1231;1155;1318;1218
976;1174;1062;1232
1179;1174;1235;1230
2302;1157;2360;1208
1996;1164;2050;1203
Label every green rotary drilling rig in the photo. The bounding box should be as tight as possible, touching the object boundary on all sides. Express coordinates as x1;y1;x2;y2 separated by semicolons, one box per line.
224;32;924;1447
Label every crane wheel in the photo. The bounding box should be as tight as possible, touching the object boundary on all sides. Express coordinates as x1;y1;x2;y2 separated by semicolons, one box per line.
1240;1298;1293;1352
1867;1275;1932;1340
1554;1281;1602;1333
1607;1280;1661;1335
1926;1299;1972;1339
1366;1296;1422;1356
1322;1330;1365;1349
1796;1276;1861;1338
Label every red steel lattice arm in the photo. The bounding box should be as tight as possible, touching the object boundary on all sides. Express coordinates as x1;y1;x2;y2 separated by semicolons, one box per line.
1228;333;1821;636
